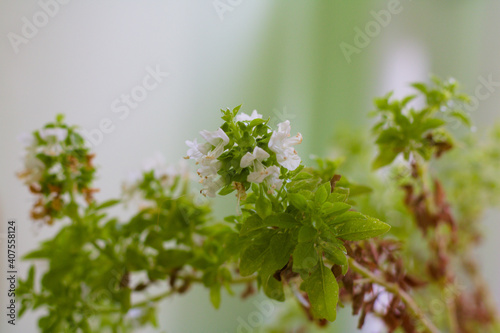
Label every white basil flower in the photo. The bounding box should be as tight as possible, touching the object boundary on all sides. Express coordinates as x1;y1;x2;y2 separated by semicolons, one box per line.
247;165;282;193
185;138;211;160
36;143;64;156
39;128;68;142
240;147;270;168
19;152;45;185
197;159;222;179
265;166;283;193
200;176;224;197
199;128;229;146
47;163;64;181
235;110;262;122
268;120;302;170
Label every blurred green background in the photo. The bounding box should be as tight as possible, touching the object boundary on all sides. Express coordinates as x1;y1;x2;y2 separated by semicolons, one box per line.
0;1;499;332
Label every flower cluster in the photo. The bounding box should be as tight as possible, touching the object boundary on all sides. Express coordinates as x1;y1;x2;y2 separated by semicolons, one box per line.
17;115;96;224
185;107;303;198
122;153;190;207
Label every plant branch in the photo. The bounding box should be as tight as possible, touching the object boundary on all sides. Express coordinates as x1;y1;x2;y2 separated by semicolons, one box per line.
348;257;440;333
98;273;257;314
176;273;257;284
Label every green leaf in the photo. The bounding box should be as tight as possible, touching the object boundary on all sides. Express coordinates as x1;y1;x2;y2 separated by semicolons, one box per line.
156;250;193;270
210;285;221;309
24;248;50;259
321;242;347;266
293;242;318;271
264;213;298;229
372;148;399;170
269;232;295;270
301;263;339;321
421;118;446;132
249;118;266;127
240;239;269;276
95;199;120;210
298;226;317;243
256;194;272;219
288;193;308;211
332;212;391;241
118;288;132;313
314;183;330;204
262;274;285;301
218;184;235;196
293;171;314;181
375;128;402;145
450;110;471;126
240;215;265;236
126;247;150;270
412;82;428;94
321;202;351;217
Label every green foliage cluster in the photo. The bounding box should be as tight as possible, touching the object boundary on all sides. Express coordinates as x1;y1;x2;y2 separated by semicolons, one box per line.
17;108;390;332
372;77;471;169
18;115;96;224
16;77;500;333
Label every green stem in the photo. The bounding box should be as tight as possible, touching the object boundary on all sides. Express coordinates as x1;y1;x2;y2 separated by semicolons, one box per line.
176;273;257;285
348;257;440;333
98;289;176;314
98;274;257;314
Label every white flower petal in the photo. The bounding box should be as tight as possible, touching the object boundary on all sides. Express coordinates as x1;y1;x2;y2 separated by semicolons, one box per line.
39;128;68;141
247;170;269;183
186;139;211;160
201;176;224;197
253;147;270;161
265;166;283;193
235;110;263;122
268;121;302;171
200;128;229;146
277;149;301;171
240;147;270;168
240;152;255;168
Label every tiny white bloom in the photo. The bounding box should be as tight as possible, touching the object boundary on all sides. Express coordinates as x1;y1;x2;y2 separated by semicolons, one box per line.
201;176;224;197
47;163;64;180
235;110;262;122
39;128;68;142
199;128;229;146
268;120;302;171
197;159;222;179
247;164;277;184
240;147;270;168
19;153;45;185
185;139;211;160
186;128;230;191
36;143;64;156
265;167;283;193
